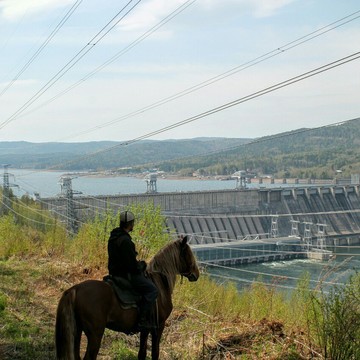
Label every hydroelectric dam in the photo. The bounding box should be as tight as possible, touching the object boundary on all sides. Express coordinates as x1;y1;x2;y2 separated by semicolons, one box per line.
40;183;360;264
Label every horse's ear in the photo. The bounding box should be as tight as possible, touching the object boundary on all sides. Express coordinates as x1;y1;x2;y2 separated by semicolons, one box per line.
181;235;188;246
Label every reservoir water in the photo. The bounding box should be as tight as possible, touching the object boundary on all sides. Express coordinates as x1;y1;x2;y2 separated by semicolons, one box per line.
10;169;239;197
6;169;360;291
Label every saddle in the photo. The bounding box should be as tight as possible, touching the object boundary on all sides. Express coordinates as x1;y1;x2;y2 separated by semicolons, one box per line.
103;274;141;309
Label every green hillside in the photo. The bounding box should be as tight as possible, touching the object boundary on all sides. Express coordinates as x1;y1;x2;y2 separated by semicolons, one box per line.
0;138;249;170
153;118;360;179
1;118;360;178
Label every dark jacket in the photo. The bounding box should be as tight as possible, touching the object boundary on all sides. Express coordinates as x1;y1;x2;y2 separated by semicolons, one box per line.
107;227;141;277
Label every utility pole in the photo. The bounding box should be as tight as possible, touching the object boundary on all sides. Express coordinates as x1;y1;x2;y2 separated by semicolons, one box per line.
60;176;81;234
1;164;18;215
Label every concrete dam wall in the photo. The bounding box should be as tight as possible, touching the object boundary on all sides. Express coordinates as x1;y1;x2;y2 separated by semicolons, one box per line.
40;185;360;245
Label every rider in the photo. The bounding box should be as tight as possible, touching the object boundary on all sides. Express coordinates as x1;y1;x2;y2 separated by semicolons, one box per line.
107;210;158;330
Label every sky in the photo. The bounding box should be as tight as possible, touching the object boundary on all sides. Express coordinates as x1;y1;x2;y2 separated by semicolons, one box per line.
0;0;359;143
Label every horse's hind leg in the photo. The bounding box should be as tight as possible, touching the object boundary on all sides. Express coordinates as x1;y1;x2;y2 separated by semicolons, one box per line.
74;327;82;360
83;328;105;360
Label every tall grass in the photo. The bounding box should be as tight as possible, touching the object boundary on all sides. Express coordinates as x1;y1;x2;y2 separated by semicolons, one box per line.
310;273;360;359
0;198;171;266
68;202;172;268
169;270;360;359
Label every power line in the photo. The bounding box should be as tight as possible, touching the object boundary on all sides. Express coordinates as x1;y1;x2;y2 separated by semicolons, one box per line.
11;184;360;250
0;198;59;227
16;184;74;219
15;8;360;141
193;242;360;257
0;0;83;98
0;0;142;131
0;7;29;57
43;44;360;170
115;51;360;144
166;207;360;218
17;0;198;128
200;261;348;287
206;272;303;291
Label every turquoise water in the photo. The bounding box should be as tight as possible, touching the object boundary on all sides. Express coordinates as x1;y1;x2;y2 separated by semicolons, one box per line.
205;246;360;292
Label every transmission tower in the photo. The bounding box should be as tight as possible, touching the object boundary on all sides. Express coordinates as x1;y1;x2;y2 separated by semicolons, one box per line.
145;173;157;193
60;176;81;234
1;164;18;215
235;170;247;189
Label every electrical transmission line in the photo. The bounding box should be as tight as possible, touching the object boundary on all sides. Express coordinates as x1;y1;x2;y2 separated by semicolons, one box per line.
0;0;142;131
14;8;360;142
17;0;198;129
37;50;360;171
0;0;83;98
63;9;360;140
200;262;347;287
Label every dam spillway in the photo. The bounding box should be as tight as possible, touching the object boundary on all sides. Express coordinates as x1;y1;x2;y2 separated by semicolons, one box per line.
39;184;360;248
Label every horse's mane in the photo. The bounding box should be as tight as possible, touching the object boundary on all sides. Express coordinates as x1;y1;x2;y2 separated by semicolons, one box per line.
147;239;183;293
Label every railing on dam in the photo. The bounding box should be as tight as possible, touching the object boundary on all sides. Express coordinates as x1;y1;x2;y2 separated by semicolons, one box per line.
191;237;306;266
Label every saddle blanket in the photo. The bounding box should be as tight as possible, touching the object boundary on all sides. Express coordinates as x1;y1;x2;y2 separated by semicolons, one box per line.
103;275;141;309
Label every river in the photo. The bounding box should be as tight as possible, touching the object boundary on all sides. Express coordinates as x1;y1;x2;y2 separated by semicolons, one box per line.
205;246;360;292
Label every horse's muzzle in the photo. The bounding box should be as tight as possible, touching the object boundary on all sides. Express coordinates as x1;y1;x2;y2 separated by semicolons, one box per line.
187;272;199;282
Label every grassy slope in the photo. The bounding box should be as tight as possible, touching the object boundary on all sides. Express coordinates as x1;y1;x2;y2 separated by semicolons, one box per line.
1;204;358;359
0;256;319;360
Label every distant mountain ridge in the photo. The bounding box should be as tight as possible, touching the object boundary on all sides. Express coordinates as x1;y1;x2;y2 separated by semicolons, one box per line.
0;138;250;170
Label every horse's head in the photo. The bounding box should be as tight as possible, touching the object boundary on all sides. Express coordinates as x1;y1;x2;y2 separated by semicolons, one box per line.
178;236;200;282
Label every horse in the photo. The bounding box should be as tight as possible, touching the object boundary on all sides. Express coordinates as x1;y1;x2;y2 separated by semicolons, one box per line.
55;235;200;360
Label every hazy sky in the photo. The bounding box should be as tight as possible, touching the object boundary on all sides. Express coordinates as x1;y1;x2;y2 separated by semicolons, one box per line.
0;0;359;143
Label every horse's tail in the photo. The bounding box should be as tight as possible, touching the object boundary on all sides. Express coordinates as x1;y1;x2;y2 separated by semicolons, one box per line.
55;287;77;360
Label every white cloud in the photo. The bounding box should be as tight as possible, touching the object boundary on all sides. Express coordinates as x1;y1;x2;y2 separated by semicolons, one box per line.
0;78;37;88
118;0;186;32
0;0;73;21
117;0;295;36
198;0;295;17
250;0;295;18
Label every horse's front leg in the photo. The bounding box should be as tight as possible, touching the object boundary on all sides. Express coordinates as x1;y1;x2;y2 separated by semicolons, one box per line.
151;326;164;360
138;330;149;360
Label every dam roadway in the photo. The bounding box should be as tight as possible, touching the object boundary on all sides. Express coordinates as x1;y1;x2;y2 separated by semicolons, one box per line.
40;184;360;248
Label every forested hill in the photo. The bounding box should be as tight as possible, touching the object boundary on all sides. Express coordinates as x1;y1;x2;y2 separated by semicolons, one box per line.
158;118;360;179
0;138;249;170
1;118;360;178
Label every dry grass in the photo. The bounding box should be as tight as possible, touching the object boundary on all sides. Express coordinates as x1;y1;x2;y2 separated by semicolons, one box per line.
0;255;321;360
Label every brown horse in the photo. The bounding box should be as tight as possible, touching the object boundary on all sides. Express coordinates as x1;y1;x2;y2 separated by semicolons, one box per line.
55;236;199;360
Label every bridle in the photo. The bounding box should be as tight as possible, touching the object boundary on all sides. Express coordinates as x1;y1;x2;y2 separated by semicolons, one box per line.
179;245;196;281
